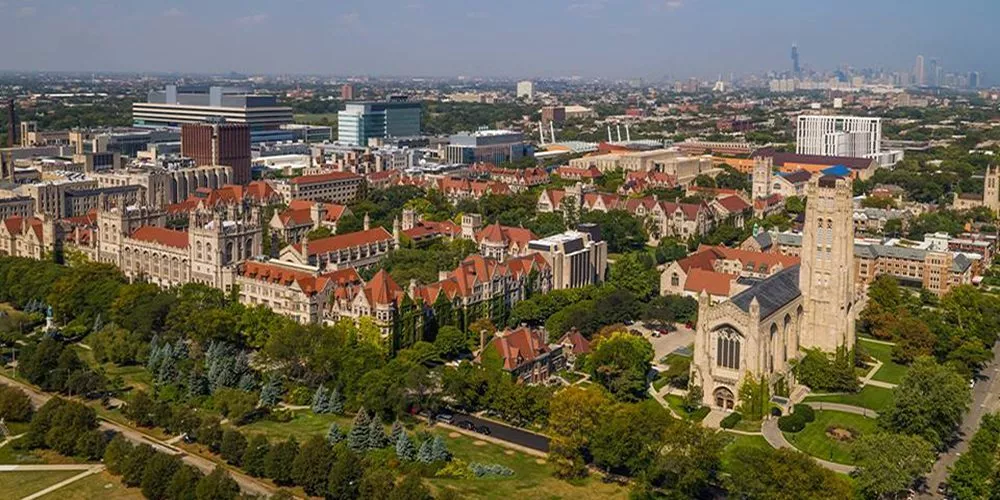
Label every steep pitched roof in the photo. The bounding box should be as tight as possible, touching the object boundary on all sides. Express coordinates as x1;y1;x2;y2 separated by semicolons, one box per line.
716;195;751;213
364;269;403;306
293;227;393;256
489;327;552;371
684;268;736;296
730;265;801;319
476;222;536;247
557;330;592;355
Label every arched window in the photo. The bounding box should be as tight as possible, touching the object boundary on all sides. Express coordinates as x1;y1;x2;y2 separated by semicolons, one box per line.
671;273;679;287
715;327;741;370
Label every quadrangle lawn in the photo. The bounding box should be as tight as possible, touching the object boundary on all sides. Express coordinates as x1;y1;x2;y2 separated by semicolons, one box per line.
45;470;145;499
860;339;909;385
783;410;879;465
802;385;895;413
720;432;770;472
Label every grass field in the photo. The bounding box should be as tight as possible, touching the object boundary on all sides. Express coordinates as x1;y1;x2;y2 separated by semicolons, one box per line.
720;432;771;471
664;394;709;422
72;346;154;394
803;385;895;413
48;470;144;499
860;339;909;385
783;410;879;465
0;470;81;498
426;429;627;500
238;410;355;441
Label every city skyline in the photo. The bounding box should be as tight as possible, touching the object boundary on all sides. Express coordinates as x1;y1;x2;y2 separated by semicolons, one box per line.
0;0;994;80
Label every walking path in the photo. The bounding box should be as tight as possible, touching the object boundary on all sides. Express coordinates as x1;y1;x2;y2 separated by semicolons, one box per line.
648;385;682;419
802;401;879;418
761;418;855;474
18;465;104;500
864;379;897;389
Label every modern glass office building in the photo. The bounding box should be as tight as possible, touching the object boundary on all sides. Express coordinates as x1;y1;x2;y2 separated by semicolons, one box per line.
337;97;421;146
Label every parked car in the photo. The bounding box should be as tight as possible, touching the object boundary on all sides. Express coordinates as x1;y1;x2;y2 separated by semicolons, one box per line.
457;420;475;431
435;412;454;424
476;425;492;436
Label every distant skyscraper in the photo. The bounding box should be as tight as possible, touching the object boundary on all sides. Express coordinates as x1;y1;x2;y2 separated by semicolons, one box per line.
181;122;252;185
928;58;939;86
796;115;882;160
516;81;534;100
5;100;16;148
341;84;355;101
914;55;925;86
969;71;980;89
791;44;801;74
337;97;422;147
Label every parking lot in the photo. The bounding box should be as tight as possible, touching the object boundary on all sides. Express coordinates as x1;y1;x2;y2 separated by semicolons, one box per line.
630;321;695;366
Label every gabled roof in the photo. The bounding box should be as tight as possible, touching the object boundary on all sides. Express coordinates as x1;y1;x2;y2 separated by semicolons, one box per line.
716;195;751;213
778;170;813;184
730;265;801;319
130;226;189;249
557;330;591;355
684;268;736;296
2;216;44;241
364;269;403;306
488;327;552;371
476;222;536;247
293;227;393;256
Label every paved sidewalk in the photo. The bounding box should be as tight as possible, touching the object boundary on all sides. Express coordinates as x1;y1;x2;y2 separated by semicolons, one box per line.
20;465;104;500
648;386;682;419
0;464;98;471
761;419;855;474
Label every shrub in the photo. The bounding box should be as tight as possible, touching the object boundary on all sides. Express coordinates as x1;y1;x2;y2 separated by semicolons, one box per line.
793;404;816;423
720;412;743;429
778;413;806;433
468;462;515;478
0;385;33;421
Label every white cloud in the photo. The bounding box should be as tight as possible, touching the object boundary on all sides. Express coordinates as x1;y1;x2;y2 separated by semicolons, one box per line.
16;5;35;17
162;7;184;18
665;0;684;9
235;13;269;26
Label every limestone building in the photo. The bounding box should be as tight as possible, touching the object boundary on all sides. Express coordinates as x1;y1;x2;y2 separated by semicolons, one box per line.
691;175;856;410
952;166;1000;213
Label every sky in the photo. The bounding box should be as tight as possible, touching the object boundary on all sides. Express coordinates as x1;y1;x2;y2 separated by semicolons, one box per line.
0;0;996;79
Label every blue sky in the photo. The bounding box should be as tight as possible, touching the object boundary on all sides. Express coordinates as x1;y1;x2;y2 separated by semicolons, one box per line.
0;0;996;79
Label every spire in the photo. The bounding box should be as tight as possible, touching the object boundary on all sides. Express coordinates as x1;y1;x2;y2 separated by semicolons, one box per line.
392;216;401;247
363;212;370;231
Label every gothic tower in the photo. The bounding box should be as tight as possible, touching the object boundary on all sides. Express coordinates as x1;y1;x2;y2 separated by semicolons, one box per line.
984;166;1000;214
751;156;773;200
798;174;856;352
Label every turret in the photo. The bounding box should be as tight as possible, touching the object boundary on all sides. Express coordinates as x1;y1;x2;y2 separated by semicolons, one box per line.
363;213;370;231
393;217;401;247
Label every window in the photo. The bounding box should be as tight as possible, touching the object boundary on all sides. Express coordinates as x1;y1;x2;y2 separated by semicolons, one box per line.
671;273;679;287
715;328;741;370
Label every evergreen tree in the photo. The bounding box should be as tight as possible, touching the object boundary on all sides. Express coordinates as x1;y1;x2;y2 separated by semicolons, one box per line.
326;423;345;445
237;372;257;392
311;384;329;413
187;370;209;398
259;375;282;408
329;388;344;414
367;417;389;450
390;420;405;444
347;408;371;452
291;436;334;497
146;341;163;373
395;431;416;462
416;438;435;464
195;466;240;500
263;437;298;486
220;429;247;466
157;353;177;386
430;435;451;462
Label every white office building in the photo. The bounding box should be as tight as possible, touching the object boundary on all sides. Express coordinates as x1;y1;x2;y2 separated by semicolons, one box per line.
516;81;534;100
796;115;882;160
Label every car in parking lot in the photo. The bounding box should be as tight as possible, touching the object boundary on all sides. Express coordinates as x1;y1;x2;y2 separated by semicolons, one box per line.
435;412;454;424
457;420;475;431
476;425;492;436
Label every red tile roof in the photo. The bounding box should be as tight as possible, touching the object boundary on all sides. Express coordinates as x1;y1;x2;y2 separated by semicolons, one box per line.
294;227;393;256
489;327;552;371
558;330;592;355
364;269;403;306
683;268;736;296
476;222;536;247
2;216;44;241
241;261;363;296
130;226;189;249
716;195;751;213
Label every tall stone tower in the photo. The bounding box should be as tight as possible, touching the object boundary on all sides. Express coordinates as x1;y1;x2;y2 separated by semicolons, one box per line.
799;175;856;352
984;166;1000;213
751;156;773;200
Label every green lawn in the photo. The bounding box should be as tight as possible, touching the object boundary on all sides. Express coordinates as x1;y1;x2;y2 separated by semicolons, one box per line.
47;470;144;499
803;385;895;413
664;394;709;422
426;427;627;500
72;345;154;394
721;432;771;471
783;410;879;465
0;470;81;498
238;409;354;441
860;339;909;385
557;370;585;384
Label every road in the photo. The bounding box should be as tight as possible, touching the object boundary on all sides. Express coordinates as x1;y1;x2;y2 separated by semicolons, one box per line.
921;340;1000;498
0;374;276;498
451;412;550;453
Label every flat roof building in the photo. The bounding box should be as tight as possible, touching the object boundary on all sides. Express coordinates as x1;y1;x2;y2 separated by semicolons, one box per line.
133;85;293;132
527;229;607;290
337;97;421;147
445;130;533;166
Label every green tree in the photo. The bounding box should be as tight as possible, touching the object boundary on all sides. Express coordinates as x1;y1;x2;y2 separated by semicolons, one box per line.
879;357;971;449
195;467;239;500
121;443;157;487
725;446;853;500
103;434;134;475
327;444;362;500
140;453;181;500
165;464;202;500
548;385;612;478
242;434;270;477
608;253;659;299
292;435;334;496
360;466;396;500
0;385;33;421
590;401;672;476
852;432;935;499
263;437;298;485
947;413;1000;499
640;420;727;498
220;429;247;466
585;331;654;401
434;326;468;359
387;474;432;500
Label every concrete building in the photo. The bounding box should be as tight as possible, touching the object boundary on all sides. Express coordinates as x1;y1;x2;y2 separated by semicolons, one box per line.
337;98;421;146
541;106;566;124
0;196;34;220
445;130;533;166
796;115;882;160
341;84;355;101
526;230;608;289
953;166;1000;214
181;123;252;185
133;85;293;132
516;81;534;100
